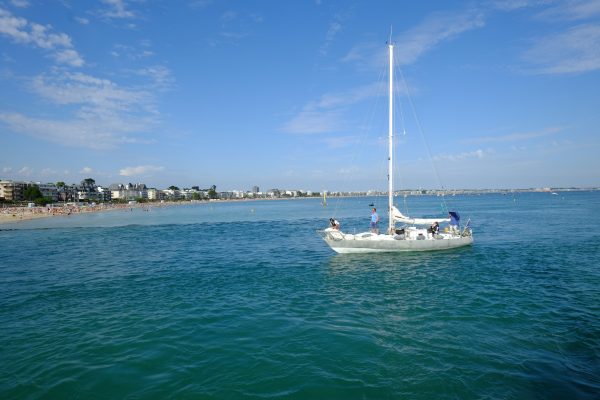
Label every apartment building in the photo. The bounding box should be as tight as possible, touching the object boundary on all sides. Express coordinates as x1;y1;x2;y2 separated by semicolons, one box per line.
0;180;26;201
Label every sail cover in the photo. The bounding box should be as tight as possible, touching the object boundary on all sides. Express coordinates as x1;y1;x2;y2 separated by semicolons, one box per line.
392;206;450;225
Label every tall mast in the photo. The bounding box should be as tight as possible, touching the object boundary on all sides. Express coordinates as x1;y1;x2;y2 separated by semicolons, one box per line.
387;41;394;234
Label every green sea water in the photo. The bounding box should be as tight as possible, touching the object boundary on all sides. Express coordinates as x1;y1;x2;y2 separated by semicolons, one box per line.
1;192;599;399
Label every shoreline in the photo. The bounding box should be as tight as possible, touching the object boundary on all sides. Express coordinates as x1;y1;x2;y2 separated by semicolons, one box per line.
2;189;585;225
0;202;177;225
0;197;309;225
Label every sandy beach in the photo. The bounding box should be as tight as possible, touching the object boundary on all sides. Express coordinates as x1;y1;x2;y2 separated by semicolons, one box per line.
0;202;174;225
0;198;288;225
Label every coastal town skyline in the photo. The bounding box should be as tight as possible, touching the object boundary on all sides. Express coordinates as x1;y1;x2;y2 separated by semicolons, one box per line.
1;1;599;190
2;176;597;201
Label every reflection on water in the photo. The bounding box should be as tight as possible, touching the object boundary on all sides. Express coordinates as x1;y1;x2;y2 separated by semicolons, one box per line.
325;245;474;274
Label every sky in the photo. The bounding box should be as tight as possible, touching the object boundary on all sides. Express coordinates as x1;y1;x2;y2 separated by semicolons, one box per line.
1;0;599;191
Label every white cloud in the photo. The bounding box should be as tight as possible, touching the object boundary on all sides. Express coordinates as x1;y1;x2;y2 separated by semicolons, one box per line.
101;0;134;19
119;165;164;176
136;65;174;90
0;7;84;67
283;82;385;135
30;71;149;111
10;0;30;8
320;135;360;148
111;43;155;60
341;42;378;64
522;24;600;74
325;81;404;108
18;166;33;175
433;149;492;162
0;68;164;149
0;9;63;47
395;9;485;66
209;10;263;46
488;0;544;12
0;111;151;149
343;8;485;68
189;0;214;9
283;109;344;134
535;0;600;21
2;166;12;173
320;21;342;56
469;127;563;143
41;168;58;175
338;166;361;175
75;17;90;25
53;49;85;67
220;10;237;23
219;31;248;40
80;166;94;174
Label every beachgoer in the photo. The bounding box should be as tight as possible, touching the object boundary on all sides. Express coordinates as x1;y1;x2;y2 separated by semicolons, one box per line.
370;208;379;234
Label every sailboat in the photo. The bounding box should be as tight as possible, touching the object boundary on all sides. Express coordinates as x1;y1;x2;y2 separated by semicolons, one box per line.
318;40;473;254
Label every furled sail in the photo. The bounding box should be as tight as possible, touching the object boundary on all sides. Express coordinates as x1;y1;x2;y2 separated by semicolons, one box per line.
392;206;450;226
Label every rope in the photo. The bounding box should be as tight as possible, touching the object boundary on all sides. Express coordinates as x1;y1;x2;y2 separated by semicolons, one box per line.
393;54;407;215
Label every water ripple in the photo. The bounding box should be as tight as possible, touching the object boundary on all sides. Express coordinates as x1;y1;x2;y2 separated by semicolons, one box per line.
1;194;600;398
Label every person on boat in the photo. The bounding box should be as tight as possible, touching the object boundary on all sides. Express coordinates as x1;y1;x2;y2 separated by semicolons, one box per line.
370;208;379;234
448;211;460;234
430;221;439;238
329;218;340;230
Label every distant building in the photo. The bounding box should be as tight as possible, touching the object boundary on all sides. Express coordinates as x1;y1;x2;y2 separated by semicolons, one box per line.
180;188;195;199
78;179;101;201
251;186;259;194
110;183;148;200
96;186;112;202
0;180;26;202
0;180;59;202
147;188;164;201
267;189;281;198
161;188;180;200
57;184;78;202
36;183;58;202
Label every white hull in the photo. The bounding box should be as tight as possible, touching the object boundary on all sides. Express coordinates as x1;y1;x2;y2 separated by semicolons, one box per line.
318;228;473;254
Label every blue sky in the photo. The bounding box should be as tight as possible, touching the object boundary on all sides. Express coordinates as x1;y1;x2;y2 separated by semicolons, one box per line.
1;0;599;191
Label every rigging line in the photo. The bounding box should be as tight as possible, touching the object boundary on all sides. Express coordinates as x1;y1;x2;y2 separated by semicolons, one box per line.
372;62;391;214
394;72;408;213
396;63;450;214
392;51;410;216
330;54;388;220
